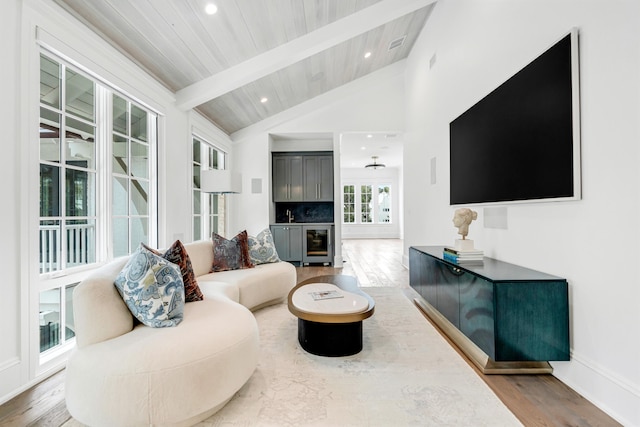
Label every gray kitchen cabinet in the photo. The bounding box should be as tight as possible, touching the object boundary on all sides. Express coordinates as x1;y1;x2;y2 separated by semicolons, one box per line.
270;225;302;263
273;153;333;202
303;155;333;201
272;155;303;202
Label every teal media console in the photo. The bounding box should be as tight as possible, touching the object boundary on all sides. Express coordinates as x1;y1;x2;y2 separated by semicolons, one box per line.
409;246;570;374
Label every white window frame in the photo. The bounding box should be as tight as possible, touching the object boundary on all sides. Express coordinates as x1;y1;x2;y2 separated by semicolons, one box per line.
192;135;228;240
36;50;159;366
341;181;393;225
343;184;356;223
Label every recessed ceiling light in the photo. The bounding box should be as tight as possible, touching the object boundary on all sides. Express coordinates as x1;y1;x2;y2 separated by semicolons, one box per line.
364;52;372;59
367;134;373;138
361;146;366;150
260;97;268;103
205;3;218;15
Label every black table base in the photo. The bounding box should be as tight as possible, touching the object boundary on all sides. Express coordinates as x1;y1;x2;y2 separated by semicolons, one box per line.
297;318;363;357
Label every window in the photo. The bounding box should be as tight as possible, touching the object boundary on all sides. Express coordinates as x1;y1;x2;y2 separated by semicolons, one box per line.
39;55;97;273
342;182;392;225
192;137;226;240
38;52;158;358
361;185;373;223
112;95;153;257
343;185;355;223
377;184;391;223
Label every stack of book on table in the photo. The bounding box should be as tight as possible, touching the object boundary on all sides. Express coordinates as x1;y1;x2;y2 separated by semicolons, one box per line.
443;247;484;265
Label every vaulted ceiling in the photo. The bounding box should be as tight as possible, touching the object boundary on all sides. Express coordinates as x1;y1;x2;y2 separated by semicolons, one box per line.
52;0;435;136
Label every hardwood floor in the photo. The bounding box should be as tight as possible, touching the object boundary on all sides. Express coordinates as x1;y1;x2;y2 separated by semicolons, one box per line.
0;239;620;427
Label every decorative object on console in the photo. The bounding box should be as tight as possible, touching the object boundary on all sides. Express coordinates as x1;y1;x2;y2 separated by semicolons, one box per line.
143;240;204;302
443;246;484;265
364;155;385;169
248;228;281;265
211;230;254;272
114;244;185;328
450;207;483;257
201;169;242;194
452;208;477;239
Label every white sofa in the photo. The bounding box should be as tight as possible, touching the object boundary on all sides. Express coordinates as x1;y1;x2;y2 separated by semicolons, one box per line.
65;239;297;427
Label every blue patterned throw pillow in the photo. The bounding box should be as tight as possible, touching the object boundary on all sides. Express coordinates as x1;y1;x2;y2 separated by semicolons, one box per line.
114;244;185;328
248;228;281;265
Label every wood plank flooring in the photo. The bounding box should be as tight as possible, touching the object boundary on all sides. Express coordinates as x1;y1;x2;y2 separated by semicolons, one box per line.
0;239;620;427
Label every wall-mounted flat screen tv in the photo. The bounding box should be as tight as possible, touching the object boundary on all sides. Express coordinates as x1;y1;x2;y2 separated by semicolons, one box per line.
449;29;581;206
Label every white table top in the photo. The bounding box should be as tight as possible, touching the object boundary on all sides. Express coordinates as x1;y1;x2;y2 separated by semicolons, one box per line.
291;283;369;315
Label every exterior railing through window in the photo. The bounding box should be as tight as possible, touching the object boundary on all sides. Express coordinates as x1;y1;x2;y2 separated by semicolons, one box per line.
39;223;96;273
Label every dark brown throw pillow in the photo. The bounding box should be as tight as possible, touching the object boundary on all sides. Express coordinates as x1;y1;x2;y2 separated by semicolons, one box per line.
211;230;254;272
143;240;204;302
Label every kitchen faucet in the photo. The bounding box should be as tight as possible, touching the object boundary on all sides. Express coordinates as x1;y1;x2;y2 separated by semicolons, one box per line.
285;209;294;223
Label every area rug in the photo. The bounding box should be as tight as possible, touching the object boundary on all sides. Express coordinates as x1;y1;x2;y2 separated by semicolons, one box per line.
197;287;522;426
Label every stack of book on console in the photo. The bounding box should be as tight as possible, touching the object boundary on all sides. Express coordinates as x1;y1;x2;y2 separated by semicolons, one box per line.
443;247;484;265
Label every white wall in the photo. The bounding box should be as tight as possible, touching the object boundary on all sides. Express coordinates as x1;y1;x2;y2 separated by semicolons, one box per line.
0;0;25;403
0;0;228;404
404;1;640;425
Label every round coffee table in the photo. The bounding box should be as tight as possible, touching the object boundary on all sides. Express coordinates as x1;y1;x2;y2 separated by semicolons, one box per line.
287;275;375;356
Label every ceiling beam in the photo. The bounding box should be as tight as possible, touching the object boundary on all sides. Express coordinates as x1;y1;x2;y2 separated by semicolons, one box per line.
174;0;436;111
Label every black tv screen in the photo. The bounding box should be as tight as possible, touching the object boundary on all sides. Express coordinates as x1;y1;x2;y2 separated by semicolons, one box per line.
449;30;581;206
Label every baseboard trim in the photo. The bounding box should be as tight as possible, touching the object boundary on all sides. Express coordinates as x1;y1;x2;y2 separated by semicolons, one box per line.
552;351;639;426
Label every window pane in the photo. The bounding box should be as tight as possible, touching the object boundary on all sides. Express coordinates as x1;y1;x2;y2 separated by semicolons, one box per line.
193;216;201;241
210;194;222;218
209;149;218;169
112;135;128;175
193;139;201;164
130;217;149;249
343;184;355;224
65;284;78;341
65;169;95;217
65;116;95;169
40;164;60;217
39;220;61;273
131;142;148;178
193;164;201;189
65;69;94;121
113;217;129;257
66;219;96;267
131;105;147;142
113;95;128;135
210;214;220;235
130;180;149;216
193;189;201;215
378;185;391;223
40;108;60;163
361;185;372;223
39;288;61;353
40;55;60;109
113;177;128;216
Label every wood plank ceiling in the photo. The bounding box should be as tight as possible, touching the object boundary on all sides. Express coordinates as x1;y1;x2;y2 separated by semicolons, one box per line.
52;0;435;135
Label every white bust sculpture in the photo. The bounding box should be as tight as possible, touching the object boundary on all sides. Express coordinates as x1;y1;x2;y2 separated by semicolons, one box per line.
453;208;478;240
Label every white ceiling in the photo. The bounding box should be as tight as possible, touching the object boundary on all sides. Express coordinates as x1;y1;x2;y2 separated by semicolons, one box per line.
52;0;435;137
340;132;403;169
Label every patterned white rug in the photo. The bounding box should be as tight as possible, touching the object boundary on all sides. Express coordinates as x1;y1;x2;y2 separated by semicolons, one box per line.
198;287;522;426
